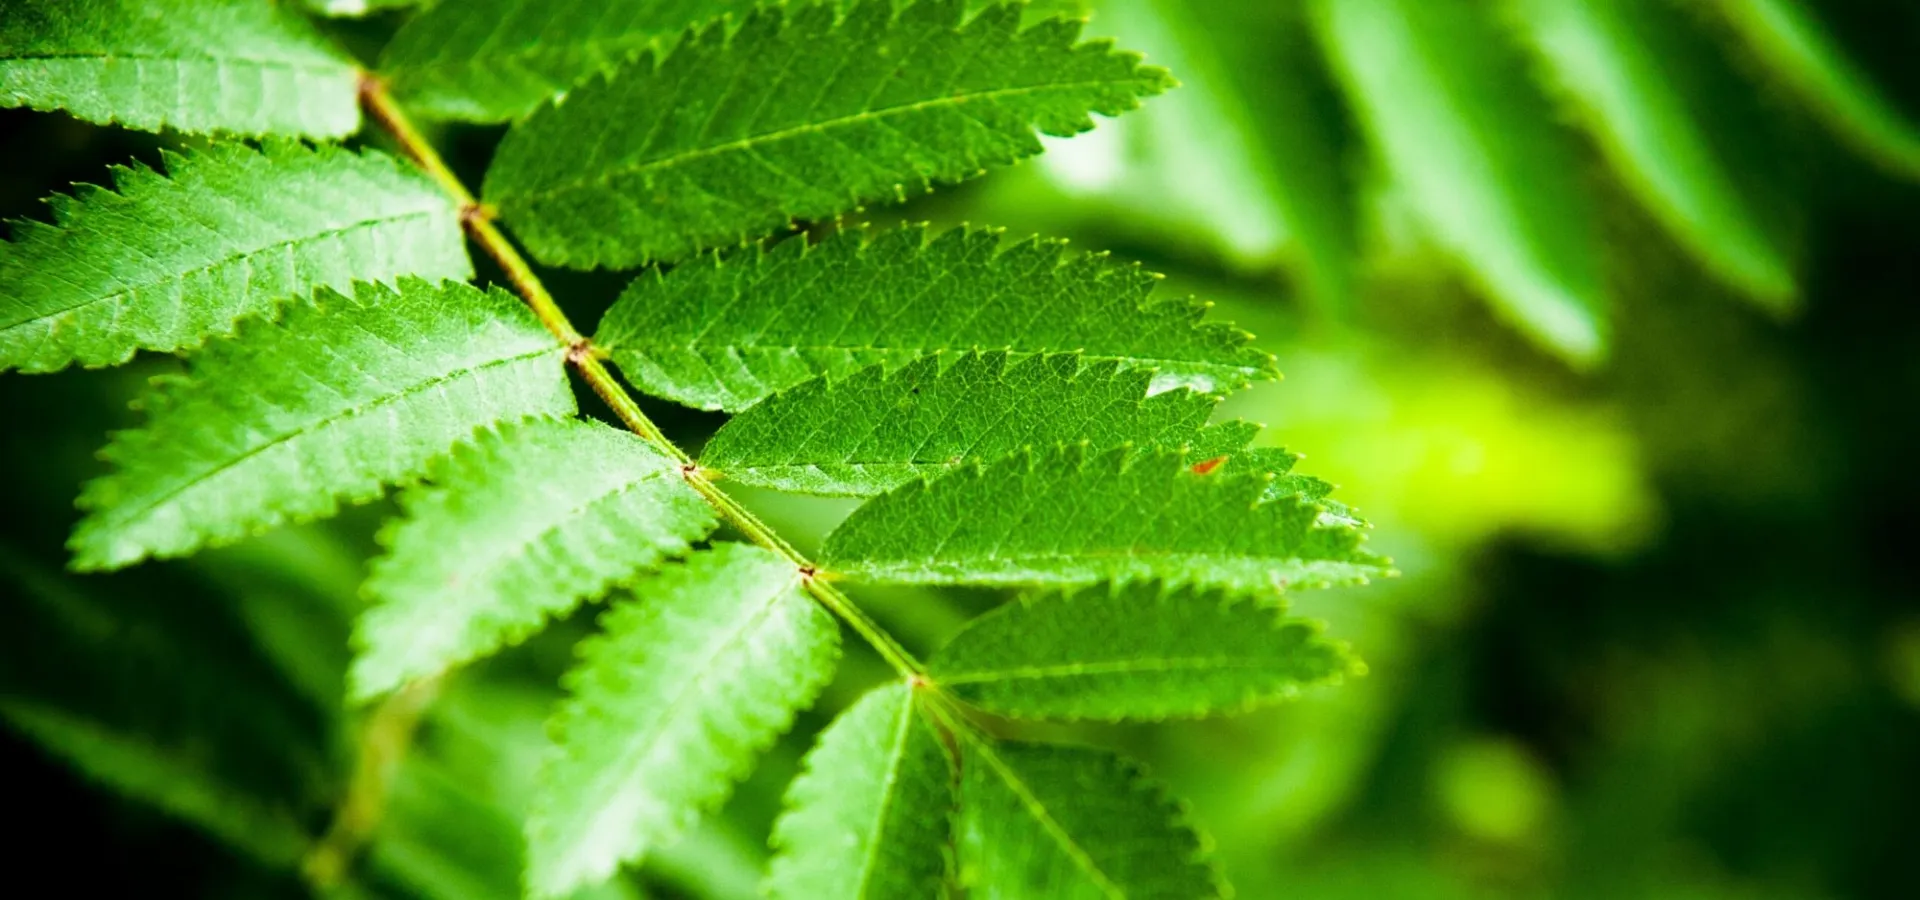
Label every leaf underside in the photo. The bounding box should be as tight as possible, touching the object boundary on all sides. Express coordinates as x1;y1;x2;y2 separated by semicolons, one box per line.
765;683;954;900
820;445;1389;594
932;581;1359;721
380;0;760;122
70;279;572;571
484;0;1173;268
528;544;840;899
0;142;470;373
598;225;1275;412
702;351;1223;496
351;416;719;700
0;0;360;137
957;739;1224;900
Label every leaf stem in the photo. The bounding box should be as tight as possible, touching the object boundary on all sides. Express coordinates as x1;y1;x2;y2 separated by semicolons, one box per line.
303;677;440;890
358;76;926;680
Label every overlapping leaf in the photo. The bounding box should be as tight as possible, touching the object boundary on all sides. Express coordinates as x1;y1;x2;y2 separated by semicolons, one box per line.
0;0;359;137
71;279;572;571
820;446;1389;592
956;739;1224;899
484;0;1173;268
381;0;759;122
932;582;1359;720
1310;0;1606;362
529;544;840;899
765;683;953;900
0;142;470;373
597;226;1275;411
702;352;1221;495
351;417;718;700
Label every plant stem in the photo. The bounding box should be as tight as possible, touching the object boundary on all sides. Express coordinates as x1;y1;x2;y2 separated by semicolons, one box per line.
303;677;440;890
358;75;926;680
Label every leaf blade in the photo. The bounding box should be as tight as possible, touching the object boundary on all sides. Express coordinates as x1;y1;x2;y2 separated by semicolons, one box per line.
931;582;1359;721
528;544;841;899
0;142;471;373
597;226;1275;412
702;352;1220;496
0;0;360;137
765;683;954;900
70;279;572;570
351;417;719;700
484;0;1172;268
380;0;760;122
820;446;1390;593
956;739;1224;899
1310;0;1606;362
1510;0;1798;310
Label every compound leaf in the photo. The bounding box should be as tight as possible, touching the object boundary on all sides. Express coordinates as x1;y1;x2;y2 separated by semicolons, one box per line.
0;0;360;137
764;682;953;900
702;352;1221;496
484;0;1172;268
528;544;841;899
956;739;1223;899
350;417;718;700
820;446;1389;593
70;279;572;571
931;581;1359;721
1;142;470;373
380;0;759;122
597;226;1275;412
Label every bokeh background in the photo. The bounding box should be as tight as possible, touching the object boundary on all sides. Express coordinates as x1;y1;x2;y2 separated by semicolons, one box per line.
3;1;1917;897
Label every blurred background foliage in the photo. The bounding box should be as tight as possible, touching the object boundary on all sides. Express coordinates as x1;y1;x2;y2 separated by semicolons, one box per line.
3;0;1918;897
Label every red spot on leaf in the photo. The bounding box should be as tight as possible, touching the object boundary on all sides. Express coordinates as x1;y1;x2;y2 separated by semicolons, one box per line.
1191;456;1227;476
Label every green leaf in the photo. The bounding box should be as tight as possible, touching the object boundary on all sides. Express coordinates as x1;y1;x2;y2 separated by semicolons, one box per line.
0;699;314;867
701;352;1220;496
1310;0;1606;362
1715;0;1920;179
484;0;1172;268
764;683;954;900
0;0;360;137
597;226;1276;412
528;544;841;899
1509;0;1797;310
305;0;423;18
381;0;759;122
0;142;470;373
931;582;1359;721
70;279;572;571
956;739;1224;899
820;446;1390;593
351;417;719;700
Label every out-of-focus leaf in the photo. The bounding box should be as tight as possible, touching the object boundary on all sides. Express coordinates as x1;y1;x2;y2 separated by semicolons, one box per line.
1715;0;1920;179
1310;0;1606;362
1050;0;1356;302
1510;0;1797;310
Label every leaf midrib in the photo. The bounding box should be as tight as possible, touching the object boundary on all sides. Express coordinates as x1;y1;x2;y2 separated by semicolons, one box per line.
1;208;446;331
968;740;1126;899
103;346;558;525
498;77;1161;203
939;656;1308;685
1;51;349;72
